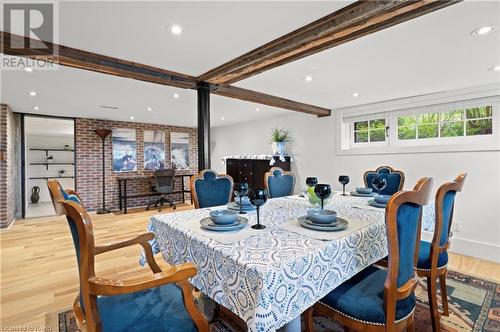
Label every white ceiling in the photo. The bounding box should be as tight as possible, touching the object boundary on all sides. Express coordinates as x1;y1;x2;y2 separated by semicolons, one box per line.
1;0;499;128
237;0;500;108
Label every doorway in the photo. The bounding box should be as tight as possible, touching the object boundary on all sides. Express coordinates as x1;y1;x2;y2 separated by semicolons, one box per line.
23;115;75;218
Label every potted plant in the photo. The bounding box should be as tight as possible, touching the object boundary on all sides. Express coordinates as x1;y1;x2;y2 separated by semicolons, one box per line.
270;128;292;155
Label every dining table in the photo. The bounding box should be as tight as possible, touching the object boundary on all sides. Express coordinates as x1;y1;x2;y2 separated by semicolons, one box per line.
142;193;435;332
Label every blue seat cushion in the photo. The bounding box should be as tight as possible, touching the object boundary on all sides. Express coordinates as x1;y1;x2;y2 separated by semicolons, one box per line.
320;265;415;325
417;240;448;270
97;283;197;332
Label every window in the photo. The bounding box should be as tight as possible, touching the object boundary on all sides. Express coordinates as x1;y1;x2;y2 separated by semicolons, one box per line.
397;106;493;140
353;118;386;143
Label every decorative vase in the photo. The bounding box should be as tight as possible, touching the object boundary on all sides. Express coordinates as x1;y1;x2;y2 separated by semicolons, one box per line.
31;186;40;204
272;142;286;155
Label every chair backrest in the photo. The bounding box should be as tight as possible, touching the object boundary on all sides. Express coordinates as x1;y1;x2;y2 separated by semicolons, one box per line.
264;167;296;198
60;200;96;321
384;176;433;327
154;168;174;194
431;173;467;265
364;165;405;195
191;170;234;208
47;180;82;215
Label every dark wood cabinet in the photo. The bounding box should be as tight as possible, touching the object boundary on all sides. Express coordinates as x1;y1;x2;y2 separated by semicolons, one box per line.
226;157;291;189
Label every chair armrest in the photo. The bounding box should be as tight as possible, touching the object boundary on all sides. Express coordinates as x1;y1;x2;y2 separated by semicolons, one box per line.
88;263;197;296
95;232;161;273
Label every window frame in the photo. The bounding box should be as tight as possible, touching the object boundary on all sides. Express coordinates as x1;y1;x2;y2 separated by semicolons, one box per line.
337;85;500;156
350;116;389;148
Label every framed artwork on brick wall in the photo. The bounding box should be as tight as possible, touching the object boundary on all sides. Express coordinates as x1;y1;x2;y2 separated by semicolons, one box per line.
171;132;190;170
144;130;165;170
112;128;137;172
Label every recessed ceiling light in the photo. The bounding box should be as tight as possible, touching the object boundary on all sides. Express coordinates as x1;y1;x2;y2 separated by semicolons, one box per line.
491;65;500;71
33;106;39;110
352;92;359;98
29;91;37;96
25;67;33;72
256;107;261;112
471;26;495;35
173;93;180;99
220;117;225;121
130;116;134;120
147;107;152;112
171;25;182;35
304;75;313;82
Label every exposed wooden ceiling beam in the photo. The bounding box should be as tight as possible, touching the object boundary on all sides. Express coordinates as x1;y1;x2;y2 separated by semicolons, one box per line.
1;32;330;117
213;85;330;117
1;32;197;89
198;0;461;85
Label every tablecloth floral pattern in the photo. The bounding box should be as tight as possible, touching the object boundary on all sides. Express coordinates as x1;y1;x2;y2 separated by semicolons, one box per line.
145;195;435;332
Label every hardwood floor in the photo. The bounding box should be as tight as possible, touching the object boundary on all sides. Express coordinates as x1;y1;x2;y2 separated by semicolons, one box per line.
1;205;499;330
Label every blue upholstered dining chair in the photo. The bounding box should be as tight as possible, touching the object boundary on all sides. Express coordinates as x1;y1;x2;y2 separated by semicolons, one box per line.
190;170;234;208
264;167;296;198
416;173;466;332
305;177;433;332
59;200;209;332
364;166;405;195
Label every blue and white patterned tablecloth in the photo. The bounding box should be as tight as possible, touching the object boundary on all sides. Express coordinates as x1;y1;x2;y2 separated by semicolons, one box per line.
145;195;435;332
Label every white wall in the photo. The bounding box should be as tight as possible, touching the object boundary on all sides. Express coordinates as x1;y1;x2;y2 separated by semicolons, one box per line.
211;111;500;263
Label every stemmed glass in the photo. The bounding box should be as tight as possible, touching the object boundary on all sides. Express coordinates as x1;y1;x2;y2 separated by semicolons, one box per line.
306;177;318;188
338;175;350;196
314;184;332;210
234;182;249;214
372;177;387;195
249;188;268;230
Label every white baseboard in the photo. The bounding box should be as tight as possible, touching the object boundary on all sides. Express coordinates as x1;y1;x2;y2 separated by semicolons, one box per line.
421;230;500;263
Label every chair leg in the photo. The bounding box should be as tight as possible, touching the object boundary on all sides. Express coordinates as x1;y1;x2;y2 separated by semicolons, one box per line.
427;276;441;332
439;273;449;316
407;315;415;332
303;307;314;332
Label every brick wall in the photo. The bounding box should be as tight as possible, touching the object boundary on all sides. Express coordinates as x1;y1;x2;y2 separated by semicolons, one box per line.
0;104;16;228
75;118;198;211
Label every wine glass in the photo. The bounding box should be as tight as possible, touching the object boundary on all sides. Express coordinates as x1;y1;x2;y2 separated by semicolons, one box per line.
338;175;350;196
249;188;268;230
314;184;332;210
234;182;249;214
372;177;387;195
306;177;318;188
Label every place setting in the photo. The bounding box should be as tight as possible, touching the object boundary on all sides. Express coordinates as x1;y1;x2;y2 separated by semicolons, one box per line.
297;183;349;232
226;182;257;213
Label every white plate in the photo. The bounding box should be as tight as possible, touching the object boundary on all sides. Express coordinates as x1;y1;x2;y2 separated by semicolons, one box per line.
227;202;256;211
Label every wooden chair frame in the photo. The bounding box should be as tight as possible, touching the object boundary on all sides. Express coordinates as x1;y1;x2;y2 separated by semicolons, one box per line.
263;166;296;197
416;173;466;332
47;179;82;216
190;170;234;209
363;166;405;192
305;177;433;332
61;201;209;332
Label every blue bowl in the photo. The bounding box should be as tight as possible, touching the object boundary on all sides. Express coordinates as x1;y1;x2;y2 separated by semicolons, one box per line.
374;194;391;204
209;210;239;225
236;196;251;206
306;208;337;224
356;187;373;194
